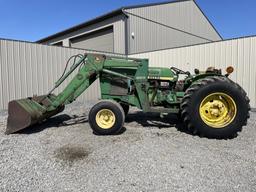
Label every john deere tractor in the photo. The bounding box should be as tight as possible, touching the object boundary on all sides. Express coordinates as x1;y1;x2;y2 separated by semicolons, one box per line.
6;54;250;139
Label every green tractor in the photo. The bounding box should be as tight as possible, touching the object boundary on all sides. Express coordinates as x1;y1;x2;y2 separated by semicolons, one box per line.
6;54;250;139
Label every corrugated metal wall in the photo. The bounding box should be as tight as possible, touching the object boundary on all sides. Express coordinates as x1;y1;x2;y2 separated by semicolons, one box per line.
1;36;256;109
70;27;114;52
126;0;221;54
0;39;124;109
130;36;256;108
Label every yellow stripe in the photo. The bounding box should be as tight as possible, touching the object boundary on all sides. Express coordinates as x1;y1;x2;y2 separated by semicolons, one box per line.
148;76;173;80
159;77;173;80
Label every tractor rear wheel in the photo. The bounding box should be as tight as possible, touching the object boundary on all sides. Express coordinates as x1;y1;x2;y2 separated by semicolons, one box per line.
181;76;250;139
89;100;125;135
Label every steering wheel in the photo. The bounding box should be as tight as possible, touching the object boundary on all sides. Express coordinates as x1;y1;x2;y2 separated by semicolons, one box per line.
171;67;190;76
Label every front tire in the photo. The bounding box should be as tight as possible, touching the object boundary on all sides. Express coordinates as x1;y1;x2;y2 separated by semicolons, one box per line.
181;76;250;139
120;103;130;117
89;100;125;135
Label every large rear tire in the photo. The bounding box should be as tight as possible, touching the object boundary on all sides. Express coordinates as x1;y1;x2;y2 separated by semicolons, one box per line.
181;76;250;139
89;100;125;135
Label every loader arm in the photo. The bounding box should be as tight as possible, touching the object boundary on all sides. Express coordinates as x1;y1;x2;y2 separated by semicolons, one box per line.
6;54;105;134
6;53;150;134
46;54;105;111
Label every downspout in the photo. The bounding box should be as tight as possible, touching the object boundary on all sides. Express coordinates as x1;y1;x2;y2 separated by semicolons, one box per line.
122;8;130;56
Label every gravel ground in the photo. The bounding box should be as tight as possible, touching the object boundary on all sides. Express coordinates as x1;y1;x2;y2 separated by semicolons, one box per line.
0;101;255;192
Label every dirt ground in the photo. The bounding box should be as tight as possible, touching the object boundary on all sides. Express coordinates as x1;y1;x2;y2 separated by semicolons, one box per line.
0;102;255;192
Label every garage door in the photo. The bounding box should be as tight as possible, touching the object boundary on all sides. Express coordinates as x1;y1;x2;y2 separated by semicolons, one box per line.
70;27;114;52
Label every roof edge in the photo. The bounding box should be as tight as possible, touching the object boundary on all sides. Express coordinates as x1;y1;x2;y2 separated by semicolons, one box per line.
36;8;124;43
124;0;192;10
193;0;223;40
36;0;193;43
36;0;222;43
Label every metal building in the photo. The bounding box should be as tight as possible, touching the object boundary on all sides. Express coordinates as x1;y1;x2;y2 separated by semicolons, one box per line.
37;0;221;54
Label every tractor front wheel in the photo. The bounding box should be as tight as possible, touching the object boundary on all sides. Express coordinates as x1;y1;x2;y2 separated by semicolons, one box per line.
120;103;130;117
89;100;125;135
181;76;250;139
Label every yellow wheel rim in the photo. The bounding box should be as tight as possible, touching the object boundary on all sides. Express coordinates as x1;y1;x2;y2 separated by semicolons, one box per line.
96;109;116;129
199;92;237;128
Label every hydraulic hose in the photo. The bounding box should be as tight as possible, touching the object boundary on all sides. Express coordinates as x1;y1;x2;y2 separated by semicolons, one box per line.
38;54;87;103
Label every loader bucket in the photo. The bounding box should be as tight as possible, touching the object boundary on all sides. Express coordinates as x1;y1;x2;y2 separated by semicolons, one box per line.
6;96;64;134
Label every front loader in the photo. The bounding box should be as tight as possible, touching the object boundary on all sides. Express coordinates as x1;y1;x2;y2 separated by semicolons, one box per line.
6;54;250;139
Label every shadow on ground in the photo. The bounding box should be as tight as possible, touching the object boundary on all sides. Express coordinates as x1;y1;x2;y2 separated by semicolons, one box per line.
126;112;180;128
126;111;189;133
16;111;192;136
18;114;88;134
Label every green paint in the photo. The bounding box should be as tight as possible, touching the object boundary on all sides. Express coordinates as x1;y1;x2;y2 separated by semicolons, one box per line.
10;54;226;128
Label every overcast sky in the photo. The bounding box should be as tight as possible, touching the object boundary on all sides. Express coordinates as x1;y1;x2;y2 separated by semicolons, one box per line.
0;0;255;42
